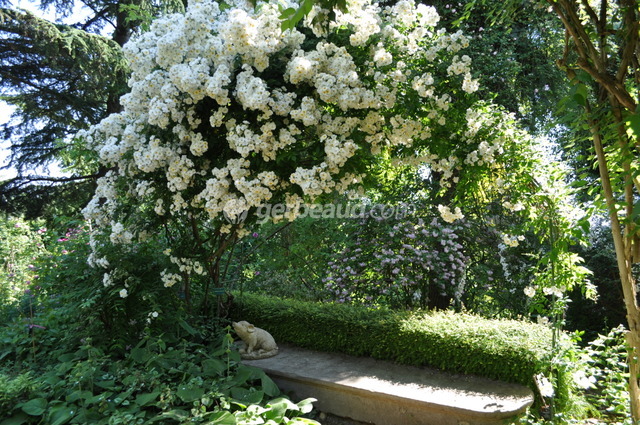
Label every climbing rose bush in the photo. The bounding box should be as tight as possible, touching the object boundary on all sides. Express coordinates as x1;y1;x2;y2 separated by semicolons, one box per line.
79;0;586;309
79;0;485;296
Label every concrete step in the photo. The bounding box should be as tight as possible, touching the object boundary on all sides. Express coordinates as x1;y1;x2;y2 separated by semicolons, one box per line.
243;344;534;425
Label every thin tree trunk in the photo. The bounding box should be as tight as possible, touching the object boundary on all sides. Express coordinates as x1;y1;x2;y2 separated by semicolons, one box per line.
590;104;640;420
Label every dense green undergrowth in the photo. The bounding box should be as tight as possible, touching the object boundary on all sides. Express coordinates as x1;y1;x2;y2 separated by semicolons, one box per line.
0;327;319;425
230;292;555;388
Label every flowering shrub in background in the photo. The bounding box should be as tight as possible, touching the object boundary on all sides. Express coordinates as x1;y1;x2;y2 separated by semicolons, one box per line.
324;210;467;309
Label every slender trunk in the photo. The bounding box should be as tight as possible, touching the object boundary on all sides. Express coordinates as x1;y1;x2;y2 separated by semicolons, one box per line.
590;104;640;420
549;0;640;417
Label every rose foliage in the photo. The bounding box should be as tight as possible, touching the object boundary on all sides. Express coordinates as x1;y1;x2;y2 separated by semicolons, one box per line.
79;0;589;311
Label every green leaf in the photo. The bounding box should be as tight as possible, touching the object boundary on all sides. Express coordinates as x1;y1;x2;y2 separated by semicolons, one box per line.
65;390;93;404
572;84;588;106
230;387;264;404
228;365;254;387
260;374;280;397
135;392;160;406
178;319;199;336
264;400;288;422
301;0;313;15
625;113;640;140
153;410;189;421
207;411;237;424
296;398;317;414
21;398;47;416
57;353;76;362
203;358;227;377
0;413;31;425
130;347;151;363
575;69;594;83
278;7;296;19
86;392;112;405
48;404;75;425
176;386;205;403
94;380;115;390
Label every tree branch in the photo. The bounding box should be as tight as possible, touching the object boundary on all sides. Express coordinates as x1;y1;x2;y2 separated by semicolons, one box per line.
577;57;637;111
80;6;110;31
616;0;639;83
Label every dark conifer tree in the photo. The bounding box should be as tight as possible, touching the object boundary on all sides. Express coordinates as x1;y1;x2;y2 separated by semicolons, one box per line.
0;1;184;218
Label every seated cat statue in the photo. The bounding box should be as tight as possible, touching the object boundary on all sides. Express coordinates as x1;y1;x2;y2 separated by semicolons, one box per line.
232;320;279;360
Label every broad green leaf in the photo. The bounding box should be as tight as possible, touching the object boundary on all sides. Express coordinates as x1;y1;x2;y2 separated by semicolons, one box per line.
154;410;189;421
130;347;151;363
0;413;31;425
176;386;205;402
203;358;227;376
625;113;640;140
94;380;115;390
207;411;237;424
260;374;280;397
572;84;588;106
65;390;93;403
230;387;264;404
264;400;287;422
178;319;198;336
135;391;160;406
86;392;112;405
228;365;254;387
48;404;75;425
278;7;296;19
21;398;47;416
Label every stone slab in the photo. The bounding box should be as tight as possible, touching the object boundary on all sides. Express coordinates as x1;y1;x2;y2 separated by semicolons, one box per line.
243;344;534;425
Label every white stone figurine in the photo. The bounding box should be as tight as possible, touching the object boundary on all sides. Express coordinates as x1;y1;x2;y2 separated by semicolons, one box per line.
232;321;279;360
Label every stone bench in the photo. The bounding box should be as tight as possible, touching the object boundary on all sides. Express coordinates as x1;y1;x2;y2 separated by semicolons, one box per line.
243;344;534;425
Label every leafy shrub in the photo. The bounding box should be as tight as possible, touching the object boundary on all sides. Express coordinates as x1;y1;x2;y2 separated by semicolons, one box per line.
0;216;48;315
29;221;190;353
581;325;631;420
0;372;41;416
230;292;555;387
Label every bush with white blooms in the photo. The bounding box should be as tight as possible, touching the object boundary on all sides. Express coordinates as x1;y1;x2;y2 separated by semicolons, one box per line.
79;0;585;306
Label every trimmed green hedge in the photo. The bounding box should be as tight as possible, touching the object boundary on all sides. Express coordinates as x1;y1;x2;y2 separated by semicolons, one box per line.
230;293;553;387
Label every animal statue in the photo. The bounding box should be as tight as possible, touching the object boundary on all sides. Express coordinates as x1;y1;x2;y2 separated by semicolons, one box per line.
232;320;279;360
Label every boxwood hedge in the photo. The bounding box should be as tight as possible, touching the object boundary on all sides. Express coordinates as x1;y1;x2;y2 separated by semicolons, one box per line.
230;293;554;388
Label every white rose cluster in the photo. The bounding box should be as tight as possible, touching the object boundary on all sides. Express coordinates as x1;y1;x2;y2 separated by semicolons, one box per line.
82;0;481;227
437;205;464;223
